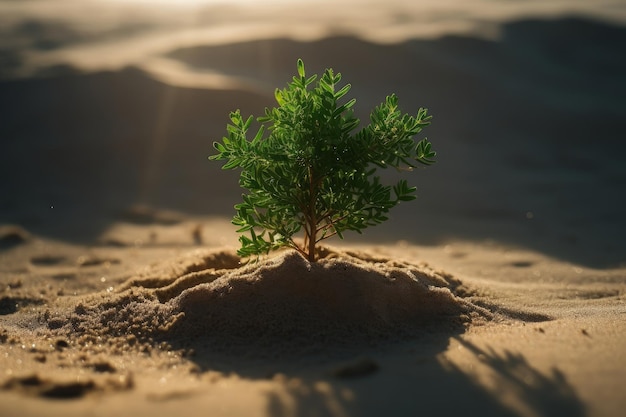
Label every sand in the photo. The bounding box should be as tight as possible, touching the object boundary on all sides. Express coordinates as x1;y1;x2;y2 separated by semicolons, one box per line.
1;235;624;417
1;1;626;416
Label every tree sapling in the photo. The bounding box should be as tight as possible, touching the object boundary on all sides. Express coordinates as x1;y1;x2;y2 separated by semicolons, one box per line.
211;59;435;262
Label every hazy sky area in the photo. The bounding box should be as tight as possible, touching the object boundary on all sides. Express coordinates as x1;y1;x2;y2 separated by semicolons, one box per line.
1;0;625;88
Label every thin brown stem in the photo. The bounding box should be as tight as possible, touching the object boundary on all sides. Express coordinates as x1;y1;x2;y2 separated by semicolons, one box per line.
306;165;317;262
287;239;309;258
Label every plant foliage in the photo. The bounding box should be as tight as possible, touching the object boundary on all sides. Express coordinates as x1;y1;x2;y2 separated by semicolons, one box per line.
211;59;435;261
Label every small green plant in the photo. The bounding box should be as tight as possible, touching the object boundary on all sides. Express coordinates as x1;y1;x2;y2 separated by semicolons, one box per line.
211;59;435;262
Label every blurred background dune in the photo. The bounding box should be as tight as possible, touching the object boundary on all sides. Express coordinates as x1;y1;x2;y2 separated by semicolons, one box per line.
1;0;625;267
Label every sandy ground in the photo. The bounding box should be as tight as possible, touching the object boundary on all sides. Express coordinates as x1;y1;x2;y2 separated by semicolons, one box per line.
1;230;625;417
1;1;626;416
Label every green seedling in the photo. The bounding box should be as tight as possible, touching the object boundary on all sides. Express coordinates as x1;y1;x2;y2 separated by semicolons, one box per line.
211;59;435;262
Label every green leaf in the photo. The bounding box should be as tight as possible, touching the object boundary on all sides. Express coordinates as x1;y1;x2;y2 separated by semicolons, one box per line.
252;125;265;144
297;58;305;78
243;115;254;131
335;83;351;99
333;98;356;118
222;158;240;170
415;139;436;165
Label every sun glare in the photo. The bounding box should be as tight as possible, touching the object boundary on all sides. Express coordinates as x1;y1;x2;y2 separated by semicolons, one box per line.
106;0;280;5
107;0;211;5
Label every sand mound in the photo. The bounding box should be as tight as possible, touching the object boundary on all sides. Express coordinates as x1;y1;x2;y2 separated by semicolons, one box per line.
46;247;488;353
164;250;483;347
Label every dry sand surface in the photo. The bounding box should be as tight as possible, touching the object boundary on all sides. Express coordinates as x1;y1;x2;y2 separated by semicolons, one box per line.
1;1;626;416
1;235;625;417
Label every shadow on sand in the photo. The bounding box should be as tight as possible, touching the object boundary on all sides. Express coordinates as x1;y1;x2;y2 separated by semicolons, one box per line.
259;338;587;417
167;326;586;417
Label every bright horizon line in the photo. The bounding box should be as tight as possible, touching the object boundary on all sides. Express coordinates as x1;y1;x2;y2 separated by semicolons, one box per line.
102;0;294;4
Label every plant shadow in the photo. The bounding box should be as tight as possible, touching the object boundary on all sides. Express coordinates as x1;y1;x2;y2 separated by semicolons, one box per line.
258;337;587;417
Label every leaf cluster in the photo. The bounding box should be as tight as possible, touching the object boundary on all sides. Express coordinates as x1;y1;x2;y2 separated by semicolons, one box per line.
211;59;435;261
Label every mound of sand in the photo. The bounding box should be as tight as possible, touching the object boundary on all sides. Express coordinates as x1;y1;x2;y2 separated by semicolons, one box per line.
45;247;488;354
